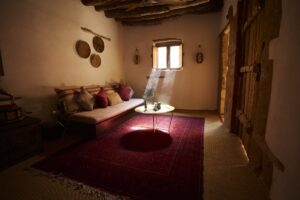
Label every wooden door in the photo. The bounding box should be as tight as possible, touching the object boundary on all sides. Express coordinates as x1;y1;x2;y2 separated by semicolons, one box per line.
233;0;284;190
236;0;264;156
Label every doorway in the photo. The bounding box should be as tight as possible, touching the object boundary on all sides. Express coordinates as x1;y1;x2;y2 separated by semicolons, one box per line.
219;25;230;122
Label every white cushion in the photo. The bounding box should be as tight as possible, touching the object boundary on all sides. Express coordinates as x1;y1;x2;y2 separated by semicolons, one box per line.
76;87;95;111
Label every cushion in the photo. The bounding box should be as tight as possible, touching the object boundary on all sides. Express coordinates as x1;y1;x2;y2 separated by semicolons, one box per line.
112;83;134;99
129;86;134;98
107;91;123;106
61;95;80;114
54;85;101;114
103;86;115;94
95;89;108;108
118;84;132;101
55;85;101;97
76;87;95;111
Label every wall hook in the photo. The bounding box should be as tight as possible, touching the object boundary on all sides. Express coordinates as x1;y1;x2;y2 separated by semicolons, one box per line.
196;45;204;64
134;48;140;64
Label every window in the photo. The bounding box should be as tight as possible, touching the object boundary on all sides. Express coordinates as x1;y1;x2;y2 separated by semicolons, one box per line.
152;39;183;70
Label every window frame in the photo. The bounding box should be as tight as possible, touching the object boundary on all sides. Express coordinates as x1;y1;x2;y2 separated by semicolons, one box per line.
152;39;183;71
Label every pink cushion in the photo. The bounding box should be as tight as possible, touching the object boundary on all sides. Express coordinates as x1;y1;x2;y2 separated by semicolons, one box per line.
95;89;108;108
118;84;132;101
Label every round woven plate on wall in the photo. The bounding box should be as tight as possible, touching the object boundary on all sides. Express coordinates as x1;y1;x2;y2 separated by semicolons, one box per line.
75;40;91;58
93;36;105;53
90;54;101;68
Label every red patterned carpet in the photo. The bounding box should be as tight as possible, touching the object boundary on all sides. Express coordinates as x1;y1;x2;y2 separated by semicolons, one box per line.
32;114;205;200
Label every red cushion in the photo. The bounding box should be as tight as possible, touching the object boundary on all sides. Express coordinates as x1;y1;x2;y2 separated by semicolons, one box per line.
118;84;132;101
95;89;108;108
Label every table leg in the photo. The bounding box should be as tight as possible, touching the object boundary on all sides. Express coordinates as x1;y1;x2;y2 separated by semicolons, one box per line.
152;114;155;133
168;111;174;134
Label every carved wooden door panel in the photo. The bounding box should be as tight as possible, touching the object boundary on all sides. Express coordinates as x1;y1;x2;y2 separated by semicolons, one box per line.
237;0;264;158
234;0;283;189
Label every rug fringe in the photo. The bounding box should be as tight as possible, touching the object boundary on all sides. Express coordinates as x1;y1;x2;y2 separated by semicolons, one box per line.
24;167;132;200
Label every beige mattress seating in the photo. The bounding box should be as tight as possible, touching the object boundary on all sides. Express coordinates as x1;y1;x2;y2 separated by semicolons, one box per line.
69;98;144;124
54;85;143;133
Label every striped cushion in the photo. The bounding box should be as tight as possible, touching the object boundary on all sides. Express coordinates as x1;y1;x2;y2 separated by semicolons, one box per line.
55;85;101;113
55;85;101;98
102;86;114;94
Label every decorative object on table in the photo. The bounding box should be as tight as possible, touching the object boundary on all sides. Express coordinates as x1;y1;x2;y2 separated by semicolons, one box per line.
92;36;104;53
0;88;24;124
153;102;161;111
90;54;101;68
135;103;175;133
0;49;4;76
196;44;204;64
134;48;140;64
80;27;111;41
143;98;147;111
75;40;91;58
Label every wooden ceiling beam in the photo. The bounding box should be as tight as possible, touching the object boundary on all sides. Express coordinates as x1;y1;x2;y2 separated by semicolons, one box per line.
81;0;223;26
121;15;181;26
190;1;222;14
105;0;209;18
95;0;142;11
115;0;220;22
120;0;222;25
81;0;130;7
105;5;170;18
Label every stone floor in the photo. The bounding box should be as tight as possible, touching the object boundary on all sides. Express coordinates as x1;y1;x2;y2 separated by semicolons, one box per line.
0;111;270;200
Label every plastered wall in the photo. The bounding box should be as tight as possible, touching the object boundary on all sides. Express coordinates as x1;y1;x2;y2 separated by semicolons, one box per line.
122;14;221;110
0;1;221;120
0;0;125;120
267;1;300;199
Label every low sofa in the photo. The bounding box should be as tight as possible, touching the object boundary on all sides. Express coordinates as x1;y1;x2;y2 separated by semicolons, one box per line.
54;84;143;137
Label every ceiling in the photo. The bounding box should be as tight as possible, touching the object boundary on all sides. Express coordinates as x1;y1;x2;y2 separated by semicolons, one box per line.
81;0;223;25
